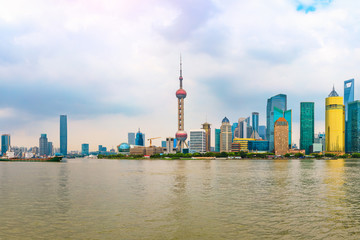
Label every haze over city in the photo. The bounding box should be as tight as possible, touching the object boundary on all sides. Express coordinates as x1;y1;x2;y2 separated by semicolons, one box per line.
0;0;358;150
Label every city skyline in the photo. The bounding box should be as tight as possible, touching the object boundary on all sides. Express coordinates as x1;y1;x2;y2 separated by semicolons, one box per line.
0;1;359;150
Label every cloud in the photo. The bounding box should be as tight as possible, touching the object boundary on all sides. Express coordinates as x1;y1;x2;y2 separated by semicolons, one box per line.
295;0;333;13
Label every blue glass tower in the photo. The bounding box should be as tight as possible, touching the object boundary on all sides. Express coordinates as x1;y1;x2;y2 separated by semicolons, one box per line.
1;134;10;155
252;112;259;133
231;122;238;140
215;128;220;152
284;109;292;148
135;129;144;146
345;79;355;152
82;143;89;155
258;126;266;140
60;115;67;156
267;94;287;152
348;101;360;153
128;132;135;145
39;134;48;156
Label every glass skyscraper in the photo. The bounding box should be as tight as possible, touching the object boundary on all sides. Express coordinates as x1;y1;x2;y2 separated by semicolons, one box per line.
300;102;314;154
231;122;238;140
215;128;220;152
344;79;355;152
258;125;266;140
347;101;360;153
82;143;89;155
1;134;10;155
60;115;67;156
284;109;292;148
128;132;135;145
252;112;259;133
39;134;48;156
135;129;144;146
266;94;288;152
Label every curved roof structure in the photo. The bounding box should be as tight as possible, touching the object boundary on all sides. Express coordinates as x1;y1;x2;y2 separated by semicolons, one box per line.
328;86;339;97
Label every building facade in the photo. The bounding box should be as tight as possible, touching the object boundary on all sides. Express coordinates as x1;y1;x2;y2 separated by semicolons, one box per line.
201;122;211;152
252;112;259;133
60;115;67;156
48;142;53;156
39;134;48;156
1;134;10;155
267;94;287;152
347;101;360;153
135;129;144;146
165;137;176;154
128;133;135;145
82;143;89;155
325;87;345;153
344;79;355;153
215;128;220;152
258;125;266;140
189;129;206;153
274;118;289;155
248;140;269;152
220;117;232;152
300;102;314;154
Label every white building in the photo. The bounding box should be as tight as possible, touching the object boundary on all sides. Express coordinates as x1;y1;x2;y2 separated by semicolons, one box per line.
189;129;206;153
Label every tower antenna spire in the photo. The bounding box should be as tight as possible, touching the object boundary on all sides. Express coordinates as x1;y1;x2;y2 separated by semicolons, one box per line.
179;54;183;89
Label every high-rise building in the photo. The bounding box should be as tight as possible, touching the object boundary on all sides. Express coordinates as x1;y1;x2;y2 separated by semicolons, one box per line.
325;87;345;153
267;94;287;152
165;137;175;154
48;142;53;156
252;112;259;133
258;125;266;140
82;143;89;155
201;122;211;152
300;102;315;154
220;117;232;152
274;118;289;155
175;56;188;152
1;134;10;155
314;133;325;152
231;122;238;140
347;101;360;153
189;129;206;153
344;79;355;153
39;134;48;156
60;115;67;156
215;128;221;152
236;118;248;138
284;109;292;148
135;129;144;146
128;133;135;145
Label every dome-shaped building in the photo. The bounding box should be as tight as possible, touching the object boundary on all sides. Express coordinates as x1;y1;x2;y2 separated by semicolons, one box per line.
176;89;187;99
118;143;130;153
222;117;230;124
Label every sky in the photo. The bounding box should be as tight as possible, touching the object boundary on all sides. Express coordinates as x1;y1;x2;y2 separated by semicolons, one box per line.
0;0;359;151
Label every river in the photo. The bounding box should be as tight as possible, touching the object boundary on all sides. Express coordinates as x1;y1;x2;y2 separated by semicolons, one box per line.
1;158;360;239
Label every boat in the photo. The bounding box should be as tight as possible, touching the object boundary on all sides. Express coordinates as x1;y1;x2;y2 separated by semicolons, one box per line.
0;156;63;162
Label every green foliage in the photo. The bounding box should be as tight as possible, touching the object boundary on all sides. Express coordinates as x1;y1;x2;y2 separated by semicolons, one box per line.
284;153;291;158
325;153;335;157
352;153;360;158
339;154;350;159
294;153;304;158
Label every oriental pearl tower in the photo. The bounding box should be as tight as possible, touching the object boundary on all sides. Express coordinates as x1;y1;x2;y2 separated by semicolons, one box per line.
175;56;188;152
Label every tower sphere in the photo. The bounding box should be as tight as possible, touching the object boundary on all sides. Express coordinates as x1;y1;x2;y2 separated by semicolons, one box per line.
176;130;187;141
176;89;187;99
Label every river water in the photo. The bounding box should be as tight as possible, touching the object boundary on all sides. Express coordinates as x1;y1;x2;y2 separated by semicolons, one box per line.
1;158;360;239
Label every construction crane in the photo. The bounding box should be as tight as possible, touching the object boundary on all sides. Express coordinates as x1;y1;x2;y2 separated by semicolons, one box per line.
148;137;161;147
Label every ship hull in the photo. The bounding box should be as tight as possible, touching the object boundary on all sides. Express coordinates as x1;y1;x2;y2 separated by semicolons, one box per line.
0;156;63;162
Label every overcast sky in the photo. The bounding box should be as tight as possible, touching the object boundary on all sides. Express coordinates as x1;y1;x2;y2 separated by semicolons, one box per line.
0;0;359;151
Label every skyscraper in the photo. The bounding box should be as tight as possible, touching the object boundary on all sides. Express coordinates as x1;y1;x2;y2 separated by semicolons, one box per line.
1;134;10;155
128;132;135;145
325;87;345;153
175;56;188;152
300;102;314;154
267;94;287;152
258;126;267;140
189;129;206;153
82;143;89;155
135;129;144;146
215;128;220;152
284;109;292;148
220;117;232;152
201;122;211;152
347;101;360;153
274;118;289;155
344;79;355;153
39;134;48;156
252;112;259;133
60;115;67;156
48;142;53;156
231;122;238;140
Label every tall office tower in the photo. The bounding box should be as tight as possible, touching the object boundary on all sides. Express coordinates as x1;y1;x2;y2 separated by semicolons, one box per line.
267;94;287;151
258;126;267;140
189;129;206;153
175;56;188;152
314;133;325;152
347;101;360;152
48;142;53;156
274;118;289;155
284;109;292;148
344;79;355;152
39;134;48;156
128;133;135;145
82;143;89;155
252;112;259;133
325;86;345;153
236;118;249;138
98;145;103;152
201;122;211;152
215;128;221;152
165;137;175;153
220;117;232;152
300;102;315;154
135;129;144;146
60;115;67;156
231;122;238;140
1;134;10;155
